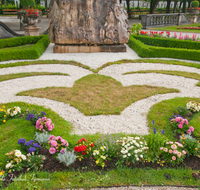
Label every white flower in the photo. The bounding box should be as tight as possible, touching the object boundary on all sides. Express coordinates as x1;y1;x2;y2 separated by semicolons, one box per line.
123;155;127;158
140;155;143;158
6;163;12;169
21;155;26;160
15;151;21;157
7;109;10;114
128;153;131;156
134;150;138;153
13;110;17;115
136;157;139;161
135;137;140;140
93;150;99;155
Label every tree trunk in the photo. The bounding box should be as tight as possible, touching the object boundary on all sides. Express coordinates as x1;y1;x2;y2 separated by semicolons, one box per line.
4;0;6;7
138;0;139;8
126;0;130;18
119;0;122;4
173;0;178;13
45;0;48;18
182;0;187;13
179;2;182;9
150;0;160;14
188;1;191;8
166;0;171;13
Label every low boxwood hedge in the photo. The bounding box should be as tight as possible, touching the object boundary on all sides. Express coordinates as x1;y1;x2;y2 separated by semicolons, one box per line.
133;35;200;50
128;35;200;61
0;35;50;62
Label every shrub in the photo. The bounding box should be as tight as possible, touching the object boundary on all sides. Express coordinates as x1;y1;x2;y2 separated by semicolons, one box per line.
35;132;51;145
36;117;54;133
57;150;76;167
0;35;50;61
191;0;199;7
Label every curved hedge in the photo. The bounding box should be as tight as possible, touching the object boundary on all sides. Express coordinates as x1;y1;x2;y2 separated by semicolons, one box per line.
0;35;50;62
128;35;200;61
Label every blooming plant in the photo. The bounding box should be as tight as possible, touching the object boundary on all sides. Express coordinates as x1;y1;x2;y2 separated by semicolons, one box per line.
180;134;200;157
186;101;200;113
25;109;47;125
7;106;21;117
18;9;41;18
117;136;148;164
18;138;41;154
0;106;7;125
48;135;69;156
93;146;107;168
170;115;194;134
3;150;27;174
146;126;168;162
35;117;54;132
160;141;186;165
74;138;94;161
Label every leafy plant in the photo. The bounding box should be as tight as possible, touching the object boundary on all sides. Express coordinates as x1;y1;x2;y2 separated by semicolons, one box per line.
186;101;200;113
7;106;21;118
131;23;142;35
93;146;108;168
24;109;47;125
18;138;41;154
146;128;168;162
34;132;51;145
191;0;199;7
177;106;192;118
180;134;200;157
57;150;76;167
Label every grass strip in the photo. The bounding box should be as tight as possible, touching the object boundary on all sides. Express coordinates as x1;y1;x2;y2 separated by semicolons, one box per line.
4;168;200;189
123;70;200;86
16;74;179;116
0;72;69;82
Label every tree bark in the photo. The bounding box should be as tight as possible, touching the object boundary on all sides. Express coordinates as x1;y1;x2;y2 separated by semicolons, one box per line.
150;0;160;14
173;0;178;13
182;0;187;13
126;0;130;18
166;0;171;13
45;0;48;18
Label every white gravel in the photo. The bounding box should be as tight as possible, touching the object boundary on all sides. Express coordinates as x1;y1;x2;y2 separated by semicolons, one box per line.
0;63;200;135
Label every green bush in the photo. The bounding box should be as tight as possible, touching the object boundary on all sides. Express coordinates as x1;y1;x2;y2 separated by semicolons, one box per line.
20;0;35;8
128;35;200;61
37;4;46;12
191;0;199;7
0;35;50;61
2;3;17;9
133;35;200;50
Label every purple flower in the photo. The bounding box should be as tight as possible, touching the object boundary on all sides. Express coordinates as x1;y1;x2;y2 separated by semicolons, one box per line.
41;111;46;115
30;140;34;143
153;120;155;126
153;128;157;134
29;147;36;153
26;141;32;146
26;114;34;121
60;148;66;154
18;138;26;145
161;129;165;134
33;143;41;148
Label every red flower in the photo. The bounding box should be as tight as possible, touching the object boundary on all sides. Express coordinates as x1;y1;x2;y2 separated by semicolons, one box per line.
91;143;94;147
77;138;87;144
74;146;79;152
80;145;86;151
82;152;86;155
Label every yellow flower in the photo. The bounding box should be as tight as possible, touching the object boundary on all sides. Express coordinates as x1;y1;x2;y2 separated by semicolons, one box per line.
195;148;198;151
2;106;5;108
3;120;6;123
102;163;105;167
4;115;6;117
182;141;185;144
0;109;3;112
96;160;99;164
198;141;199;144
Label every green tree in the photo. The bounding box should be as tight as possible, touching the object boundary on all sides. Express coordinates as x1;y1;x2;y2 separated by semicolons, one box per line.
20;0;35;8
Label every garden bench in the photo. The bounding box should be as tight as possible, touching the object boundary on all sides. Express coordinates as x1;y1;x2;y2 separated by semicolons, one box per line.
2;9;18;15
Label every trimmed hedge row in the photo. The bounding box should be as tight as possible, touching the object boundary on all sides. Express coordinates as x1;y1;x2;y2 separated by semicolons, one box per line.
0;35;50;62
128;35;200;61
133;35;200;50
0;36;42;49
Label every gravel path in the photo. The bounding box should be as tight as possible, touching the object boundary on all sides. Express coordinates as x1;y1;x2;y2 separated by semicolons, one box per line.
0;62;200;135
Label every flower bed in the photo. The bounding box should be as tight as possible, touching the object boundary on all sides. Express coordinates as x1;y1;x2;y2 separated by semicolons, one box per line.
0;35;50;62
0;100;200;188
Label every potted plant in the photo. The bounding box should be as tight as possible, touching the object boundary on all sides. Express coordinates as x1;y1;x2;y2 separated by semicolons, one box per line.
189;0;200;15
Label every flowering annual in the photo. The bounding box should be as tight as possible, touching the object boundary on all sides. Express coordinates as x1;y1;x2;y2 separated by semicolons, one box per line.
0;106;7;124
117;136;148;164
93;146;107;168
36;117;54;132
48;135;69;156
186;101;200;113
7;106;21;117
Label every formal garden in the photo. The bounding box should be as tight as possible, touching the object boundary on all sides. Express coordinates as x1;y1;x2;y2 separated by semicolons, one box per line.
0;0;200;189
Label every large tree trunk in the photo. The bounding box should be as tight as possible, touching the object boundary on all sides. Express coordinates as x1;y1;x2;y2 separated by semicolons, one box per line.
45;0;48;18
182;0;187;13
150;0;160;14
166;0;171;13
173;0;178;13
126;0;130;18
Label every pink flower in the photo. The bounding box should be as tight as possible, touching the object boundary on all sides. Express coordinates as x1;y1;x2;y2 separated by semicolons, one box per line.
189;126;194;132
175;117;181;122
171;144;177;150
51;140;57;147
52;124;54;129
179;121;184;125
65;141;69;147
178;124;183;129
169;141;173;144
48;125;53;131
36;125;39;130
49;147;56;154
169;149;173;153
173;150;178;154
160;147;163;150
60;148;66;154
172;156;176;161
183;119;188;125
49;135;55;140
42;117;47;121
187;129;191;134
46;121;51;127
36;119;40;126
39;125;43;129
182;150;187;155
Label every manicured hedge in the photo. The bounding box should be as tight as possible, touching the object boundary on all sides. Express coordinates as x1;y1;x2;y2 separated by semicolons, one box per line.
128;35;200;61
133;35;200;50
0;35;50;62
